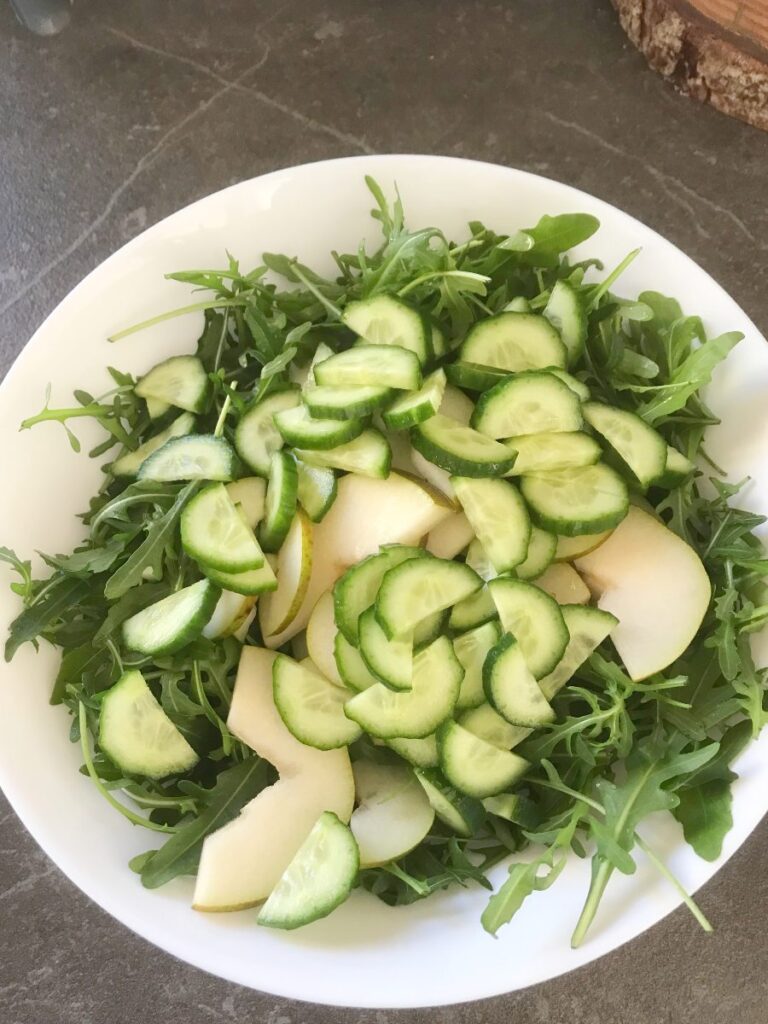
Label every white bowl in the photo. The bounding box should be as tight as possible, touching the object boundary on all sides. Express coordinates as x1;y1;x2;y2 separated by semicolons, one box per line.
0;156;766;1008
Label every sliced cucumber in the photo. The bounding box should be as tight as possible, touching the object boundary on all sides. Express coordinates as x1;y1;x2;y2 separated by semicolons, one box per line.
413;608;448;650
583;401;667;490
358;606;413;691
504;296;531;313
350;761;434;867
543;280;587;364
452;476;530;572
483;633;555;726
521;463;629;536
138;435;236;482
444;361;509;393
333;545;425;645
412;414;517;478
382;369;446;430
202;559;277;596
415;768;485;837
448;586;497;632
439;384;475;425
554;529;612;561
425;512;475;560
538;604;618;700
145;395;171;420
483;793;520;821
344;636;463;739
488;577;569;678
547;368;590;402
437;720;529;798
260;451;298;553
123;579;219;655
459;702;530;751
514;526;557;580
295;429;392;479
274;403;366;451
257;811;358;930
453;619;502;710
343;294;430;365
334;633;380;692
296;462;337;522
464;537;496;582
303;341;336;389
99;670;198;779
460;312;567;372
655;445;696;488
235;390;301;476
387;734;439;768
303;384;393;421
430;323;447;359
533;562;590;605
225;477;267;529
472;371;583;439
135;355;209;413
376;557;482;639
273;655;361;749
181;482;265;572
112;413;195;476
315;344;422;390
504;431;601;475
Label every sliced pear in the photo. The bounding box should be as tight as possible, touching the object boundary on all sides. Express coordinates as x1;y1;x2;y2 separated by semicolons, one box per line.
306;591;345;688
439;384;475;425
574;506;711;680
202;590;257;639
225;477;267;530
554;530;611;562
194;647;354;911
350;761;434;867
259;510;313;640
426;512;475;560
533;563;590;605
411;447;456;501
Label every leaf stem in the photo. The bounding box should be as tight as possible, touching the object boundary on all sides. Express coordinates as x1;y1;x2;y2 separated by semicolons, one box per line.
634;832;713;934
289;264;343;320
108;299;248;342
20;403;115;431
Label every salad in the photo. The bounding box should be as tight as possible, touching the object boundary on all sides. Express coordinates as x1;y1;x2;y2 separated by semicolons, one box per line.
3;178;766;943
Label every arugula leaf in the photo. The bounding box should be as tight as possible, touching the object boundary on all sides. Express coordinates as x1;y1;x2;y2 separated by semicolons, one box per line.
524;213;600;254
5;577;92;661
674;780;733;862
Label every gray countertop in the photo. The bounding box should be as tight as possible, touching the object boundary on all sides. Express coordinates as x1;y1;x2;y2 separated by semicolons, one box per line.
1;2;767;1021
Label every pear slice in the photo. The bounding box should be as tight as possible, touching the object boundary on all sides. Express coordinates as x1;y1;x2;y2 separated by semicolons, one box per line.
426;511;475;560
258;510;313;639
193;647;354;911
533;563;590;605
350;761;434;867
225;477;266;530
575;506;711;680
306;591;345;688
202;590;256;639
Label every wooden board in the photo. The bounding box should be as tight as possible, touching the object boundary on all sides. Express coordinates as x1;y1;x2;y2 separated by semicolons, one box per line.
612;0;768;131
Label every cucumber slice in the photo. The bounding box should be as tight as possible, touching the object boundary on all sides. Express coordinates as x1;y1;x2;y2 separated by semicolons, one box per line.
202;560;277;596
99;670;198;779
260;451;298;553
533;562;590;605
123;579;219;655
472;371;583;439
376;557;482;639
488;577;569;678
235;390;301;476
483;633;555;726
464;537;496;582
547;368;590;402
295;429;391;479
543;280;587;364
138;435;236;482
296;462;337;522
314;344;422;390
538;604;618;700
656;445;695;488
358;606;413;691
583;402;667;490
504;432;601;475
181;483;265;572
430;323;447;359
415;768;485;837
382;369;446;430
412;415;518;478
273;655;361;749
304;384;393;421
554;530;612;561
225;477;267;529
344;636;463;738
334;633;380;691
413;608;448;650
521;463;629;536
274;404;366;451
448;586;497;632
453;619;502;710
483;793;520;821
460;313;567;372
425;511;474;561
259;510;314;638
333;545;425;644
504;296;531;313
343;294;430;365
459;702;529;751
306;591;345;688
439;385;475;425
112;413;195;476
452;476;530;572
387;734;439;768
350;761;434;867
303;341;337;389
135;355;209;413
145;396;171;420
514;526;557;580
257;811;358;930
444;361;509;393
437;720;529;798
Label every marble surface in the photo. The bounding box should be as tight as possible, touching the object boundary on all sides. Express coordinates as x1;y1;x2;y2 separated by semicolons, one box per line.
1;1;766;1021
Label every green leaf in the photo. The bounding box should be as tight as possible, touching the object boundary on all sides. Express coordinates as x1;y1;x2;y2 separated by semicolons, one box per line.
5;577;92;661
524;213;600;254
50;641;117;705
674;779;733;861
639;331;743;423
0;546;33;601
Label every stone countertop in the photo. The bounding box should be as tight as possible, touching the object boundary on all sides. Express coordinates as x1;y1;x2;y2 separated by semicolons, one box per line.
1;1;766;1021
